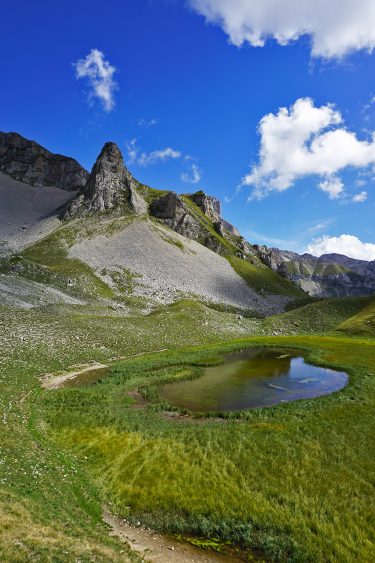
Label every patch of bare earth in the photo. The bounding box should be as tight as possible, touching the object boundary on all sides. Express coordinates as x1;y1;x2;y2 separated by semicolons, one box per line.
41;362;108;389
103;510;245;563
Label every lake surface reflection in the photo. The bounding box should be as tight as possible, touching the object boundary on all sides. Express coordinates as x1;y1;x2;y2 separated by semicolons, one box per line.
160;348;348;412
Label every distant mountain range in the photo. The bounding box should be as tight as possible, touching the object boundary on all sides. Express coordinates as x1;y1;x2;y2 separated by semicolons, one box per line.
255;246;375;297
1;130;374;302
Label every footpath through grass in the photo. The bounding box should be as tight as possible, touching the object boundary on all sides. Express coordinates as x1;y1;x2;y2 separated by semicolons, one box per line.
42;335;375;562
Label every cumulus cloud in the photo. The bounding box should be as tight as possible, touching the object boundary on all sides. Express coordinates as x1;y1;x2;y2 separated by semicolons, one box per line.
181;163;202;184
318;177;344;200
307;234;375;260
74;49;117;112
243;98;375;199
188;0;375;59
125;138;181;166
352;191;368;202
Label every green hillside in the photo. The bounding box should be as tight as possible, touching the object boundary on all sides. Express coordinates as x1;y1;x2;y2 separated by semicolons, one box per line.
336;296;375;336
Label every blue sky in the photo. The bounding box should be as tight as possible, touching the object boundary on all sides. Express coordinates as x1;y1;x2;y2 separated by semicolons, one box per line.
2;0;375;259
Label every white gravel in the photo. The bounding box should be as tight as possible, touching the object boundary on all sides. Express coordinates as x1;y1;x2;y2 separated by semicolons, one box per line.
0;274;85;308
0;172;76;255
69;220;289;315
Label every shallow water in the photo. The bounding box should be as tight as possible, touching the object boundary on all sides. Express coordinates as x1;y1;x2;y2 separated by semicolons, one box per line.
61;366;109;388
160;348;348;412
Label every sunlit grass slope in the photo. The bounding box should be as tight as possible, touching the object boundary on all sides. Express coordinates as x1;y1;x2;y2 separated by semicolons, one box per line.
227;255;304;298
336;296;375;336
262;295;375;336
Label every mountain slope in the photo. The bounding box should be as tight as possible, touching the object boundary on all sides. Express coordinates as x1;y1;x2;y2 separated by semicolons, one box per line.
0;134;305;313
0;171;76;256
68;218;290;314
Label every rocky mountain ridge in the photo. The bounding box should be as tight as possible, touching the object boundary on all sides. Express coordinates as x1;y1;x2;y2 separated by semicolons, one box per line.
0;131;89;190
0;133;304;314
63;140;252;259
1;131;373;303
255;245;375;297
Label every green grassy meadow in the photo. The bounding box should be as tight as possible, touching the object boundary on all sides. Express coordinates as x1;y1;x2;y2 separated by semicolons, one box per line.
0;293;374;561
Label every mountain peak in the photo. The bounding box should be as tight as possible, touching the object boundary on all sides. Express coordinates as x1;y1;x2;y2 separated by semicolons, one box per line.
84;142;129;202
96;141;123;162
63;142;147;219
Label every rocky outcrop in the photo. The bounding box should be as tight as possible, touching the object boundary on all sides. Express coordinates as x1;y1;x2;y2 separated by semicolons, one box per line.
0;131;88;190
150;191;229;253
188;191;221;222
63;142;147;219
221;219;240;237
150;192;201;239
255;245;375;297
213;221;225;237
187;190;241;239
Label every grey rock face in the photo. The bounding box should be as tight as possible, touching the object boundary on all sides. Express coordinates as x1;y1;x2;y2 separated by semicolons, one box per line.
63;142;147;219
188;191;241;238
188;191;221;222
0;131;88;190
221;219;240;237
214;221;225;237
150;192;201;239
255;245;375;297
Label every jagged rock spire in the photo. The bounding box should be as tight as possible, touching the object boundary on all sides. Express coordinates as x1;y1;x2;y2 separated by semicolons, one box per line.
63;142;147;219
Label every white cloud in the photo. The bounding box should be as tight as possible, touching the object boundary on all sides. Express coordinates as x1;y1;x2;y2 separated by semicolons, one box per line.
181;163;202;184
307;234;375;260
126;138;139;164
243;98;375;199
138;118;159;128
74;49;117;112
125;138;181;166
318;176;344;199
188;0;375;59
139;147;181;166
306;219;334;234
352;191;368;202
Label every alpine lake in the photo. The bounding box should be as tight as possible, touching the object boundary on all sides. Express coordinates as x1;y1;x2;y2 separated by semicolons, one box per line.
159;347;348;412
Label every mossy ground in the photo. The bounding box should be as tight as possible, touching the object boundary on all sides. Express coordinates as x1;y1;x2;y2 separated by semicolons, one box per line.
0;292;374;561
